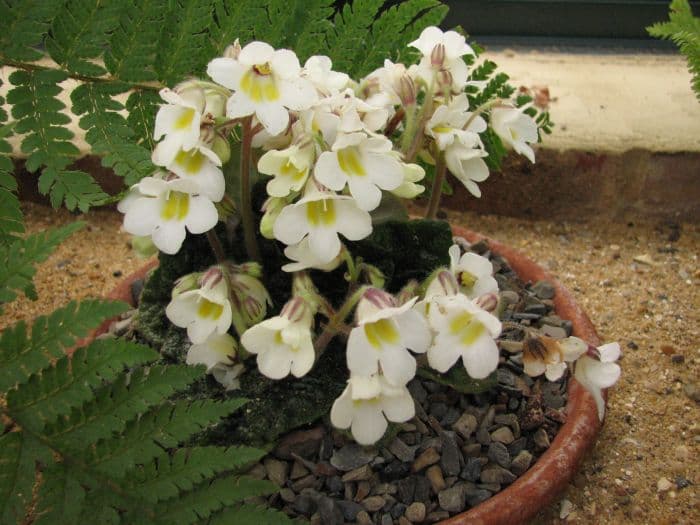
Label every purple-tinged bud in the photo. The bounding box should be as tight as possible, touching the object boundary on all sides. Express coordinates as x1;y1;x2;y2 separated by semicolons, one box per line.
435;270;459;297
356;288;396;324
396;280;420;306
224;39;241;59
171;272;200;299
281;296;311;324
398;75;416;106
200;266;224;291
474;292;498;313
431;43;446;68
437;69;453;91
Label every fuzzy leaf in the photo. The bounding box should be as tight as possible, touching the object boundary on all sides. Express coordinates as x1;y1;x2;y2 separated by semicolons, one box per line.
32;464;86;525
324;0;384;74
209;0;269;55
0;0;64;61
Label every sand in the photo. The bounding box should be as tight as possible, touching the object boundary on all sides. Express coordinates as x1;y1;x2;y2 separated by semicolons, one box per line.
1;202;698;524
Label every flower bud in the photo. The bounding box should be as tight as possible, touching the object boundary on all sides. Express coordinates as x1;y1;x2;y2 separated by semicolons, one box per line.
437;69;453;91
474;292;499;313
362;263;386;289
291;273;324;313
130;235;158;259
280;296;312;324
260;197;286;239
210;134;231;164
224;39;242;59
356;287;396;323
200;266;225;291
396;279;420;305
229;273;272;328
424;269;459;299
171;272;201;299
397;75;416;106
430;43;446;68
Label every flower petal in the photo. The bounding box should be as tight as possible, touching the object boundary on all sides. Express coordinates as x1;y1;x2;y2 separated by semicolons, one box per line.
347;327;380;377
461;336;499;379
273;204;309;245
257;346;293;379
330;386;354;429
381;391;415;423
351;403;388;445
152;220;187;255
380;346;416;386
256;103;290;136
427;336;462;373
395;309;431;354
185;196;219;234
207;57;244;89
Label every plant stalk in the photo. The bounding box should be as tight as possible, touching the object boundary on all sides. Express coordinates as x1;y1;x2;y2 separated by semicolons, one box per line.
239;116;261;262
206;230;226;263
425;152;447;220
314;285;368;354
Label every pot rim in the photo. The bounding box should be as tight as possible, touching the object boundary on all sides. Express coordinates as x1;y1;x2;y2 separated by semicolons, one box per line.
93;225;605;525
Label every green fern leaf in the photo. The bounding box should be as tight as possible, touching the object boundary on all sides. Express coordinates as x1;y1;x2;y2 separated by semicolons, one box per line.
259;0;335;57
47;364;202;448
31;464;86;525
157;0;213;84
105;0;168;82
0;189;22;245
324;0;384;74
210;0;268;55
38;167;108;211
153;476;277;525
7;339;158;433
89;398;247;477
0;299;128;391
354;0;448;78
205;504;298;525
126;89;161;148
72;83;155;185
129;446;267;503
0;221;83;312
0;0;63;62
45;0;123;76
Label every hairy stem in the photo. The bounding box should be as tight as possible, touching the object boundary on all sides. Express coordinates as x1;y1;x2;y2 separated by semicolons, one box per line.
385;108;406;138
239;116;261;262
314;285;368;354
403;88;434;162
425;152;447;220
206;230;226;263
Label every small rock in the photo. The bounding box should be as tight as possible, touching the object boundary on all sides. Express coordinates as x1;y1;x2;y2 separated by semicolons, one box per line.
293;494;317;516
412;447;440;472
487;442;511;469
290;461;308;480
291;474;319;492
396;477;416;504
440;432;462;477
426;465;446;493
331;444;377;471
633;254;657;266
476;427;492;445
683;383;700;402
438;484;465;513
405;501;427;522
247;463;266;479
361;495;386;512
657;477;673;492
263;458;288;487
317;496;343;525
337;500;364;521
541;324;567;339
510;450;533;476
356;510;373;525
452;413;478;439
480;465;516;485
462;443;482;457
460;457;482;482
532;280;556;299
675;475;691;489
533;428;551;449
398;517;412;525
464;487;492;507
279;488;295;503
499;340;524;353
354;480;371;502
559;498;573;519
381;513;393;525
413;476;431;504
389;437;417;462
274;427;325;460
426;510;450;522
671;354;685;364
407;379;428;403
490;426;515;445
341;464;374;482
325;475;343;495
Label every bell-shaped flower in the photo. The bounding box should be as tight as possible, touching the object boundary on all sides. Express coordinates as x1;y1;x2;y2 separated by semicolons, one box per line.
315;132;403;211
153;88;204;165
241;297;315;379
207;41;318;135
363;59;416;109
445;144;490;198
173;79;229;119
186;332;243;390
426;292;502;379
522;335;587;381
347;288;431;386
302;55;350;95
448;244;498;299
282;237;343;273
409;26;475;91
166;267;233;344
118;175;218;255
257;139;315;197
491;106;539;163
273;190;372;264
426;94;486;151
391;162;426;199
152;142;225;202
574;342;621;421
330;373;415;445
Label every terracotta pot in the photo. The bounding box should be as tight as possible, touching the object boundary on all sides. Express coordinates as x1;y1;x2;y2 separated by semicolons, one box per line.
91;226;604;525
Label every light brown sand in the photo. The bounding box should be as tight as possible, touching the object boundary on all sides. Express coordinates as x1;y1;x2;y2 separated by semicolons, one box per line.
2;202;698;524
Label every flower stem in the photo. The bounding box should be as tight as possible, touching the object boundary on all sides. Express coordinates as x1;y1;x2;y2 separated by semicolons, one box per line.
240;116;261;262
464;98;502;130
425;151;447;220
206;230;227;263
314;285;368;354
403;87;434;162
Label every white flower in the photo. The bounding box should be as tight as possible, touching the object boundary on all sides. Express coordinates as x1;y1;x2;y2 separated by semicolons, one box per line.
426;293;502;379
574;342;621;421
426;94;486;151
347;289;431;386
257;141;315;197
152;143;225;202
363;59;415;109
241;297;315;379
330;374;415;445
118;175;218;255
522;335;587;381
391;162;425;199
409;26;474;91
207;41;318;135
153;88;204;158
282;237;343;273
273;191;372;264
186;332;244;389
445;144;490;198
315;132;403;211
448;245;498;299
166;268;232;344
302;55;350;95
491;106;539;163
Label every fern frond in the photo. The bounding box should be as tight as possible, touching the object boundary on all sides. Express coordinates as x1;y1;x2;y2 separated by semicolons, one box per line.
129;446;267;503
153;476;277;525
6;339;158;434
0;299;128;391
126;90;161;149
354;0;448;78
648;0;700;100
0;221;84;311
45;0;123;76
209;0;268;55
157;0;212;84
0;0;64;62
89;398;247;477
261;0;335;58
31;464;86;525
71;83;155;185
105;0;168;82
204;504;298;525
324;0;384;74
0;87;22;245
47;365;202;448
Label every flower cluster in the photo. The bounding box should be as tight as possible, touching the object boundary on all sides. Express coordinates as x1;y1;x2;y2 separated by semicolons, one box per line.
118;27;620;445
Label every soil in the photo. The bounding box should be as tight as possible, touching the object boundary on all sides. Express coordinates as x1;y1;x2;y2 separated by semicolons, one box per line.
1;201;698;524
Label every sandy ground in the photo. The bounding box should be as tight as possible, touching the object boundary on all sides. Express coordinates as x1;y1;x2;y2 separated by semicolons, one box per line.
1;202;698;524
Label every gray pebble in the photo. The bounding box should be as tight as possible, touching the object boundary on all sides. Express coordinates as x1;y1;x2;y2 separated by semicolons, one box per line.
480;465;517;485
356;510;373;525
413;476;431;504
293;494;317;516
341;464;373;482
337;500;364;521
381;513;393;525
487;442;511;469
438;484;465;513
440;432;462;477
405;501;426;522
510;450;533;476
464;487;492;507
541;324;567;339
452;413;478;439
331;444;377;471
490;426;515;444
317;496;343;525
263;458;288;487
279;488;296;503
476;427;492;445
532;280;556;299
389;437;417;462
361;495;386;512
533;428;551;449
396;477;416;504
460;457;482;482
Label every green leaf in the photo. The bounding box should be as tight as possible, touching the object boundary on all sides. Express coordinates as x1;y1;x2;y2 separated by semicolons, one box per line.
209;1;269;55
32;464;86;525
0;299;128;392
0;0;64;61
417;365;497;394
324;0;384;74
260;0;335;58
126;89;161;149
7;339;158;433
0;221;83;310
0;189;23;245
